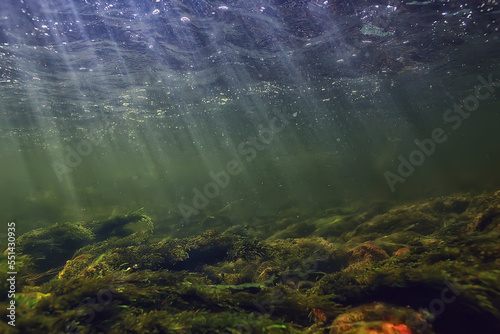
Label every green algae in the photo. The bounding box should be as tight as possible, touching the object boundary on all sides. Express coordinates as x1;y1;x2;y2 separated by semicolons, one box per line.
4;191;500;333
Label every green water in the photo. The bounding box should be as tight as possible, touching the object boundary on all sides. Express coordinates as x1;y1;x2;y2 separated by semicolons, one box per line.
2;71;499;241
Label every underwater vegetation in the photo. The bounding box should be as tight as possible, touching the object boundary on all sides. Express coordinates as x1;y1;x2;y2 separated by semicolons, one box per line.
1;191;499;333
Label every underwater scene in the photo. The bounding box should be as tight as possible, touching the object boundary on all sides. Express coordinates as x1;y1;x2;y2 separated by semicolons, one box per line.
1;0;500;333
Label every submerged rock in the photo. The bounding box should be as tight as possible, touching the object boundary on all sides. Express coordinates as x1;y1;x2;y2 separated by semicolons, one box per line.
16;209;152;273
330;303;428;334
16;222;94;272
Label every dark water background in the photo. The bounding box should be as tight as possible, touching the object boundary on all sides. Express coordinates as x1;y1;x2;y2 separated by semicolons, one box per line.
0;0;499;239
